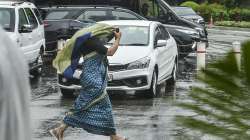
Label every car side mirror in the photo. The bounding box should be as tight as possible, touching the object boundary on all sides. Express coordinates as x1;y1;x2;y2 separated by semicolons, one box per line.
19;24;33;33
156;40;167;47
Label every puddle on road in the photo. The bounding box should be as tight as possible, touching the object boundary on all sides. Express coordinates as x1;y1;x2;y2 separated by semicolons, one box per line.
30;64;58;100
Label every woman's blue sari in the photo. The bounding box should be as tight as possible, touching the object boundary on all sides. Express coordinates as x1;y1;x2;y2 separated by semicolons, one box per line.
63;53;116;136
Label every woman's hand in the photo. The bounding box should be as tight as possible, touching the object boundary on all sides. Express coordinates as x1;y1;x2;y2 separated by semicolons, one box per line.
107;30;121;56
114;30;122;40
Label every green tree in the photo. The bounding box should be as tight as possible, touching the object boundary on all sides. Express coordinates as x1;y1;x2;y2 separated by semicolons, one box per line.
176;40;250;140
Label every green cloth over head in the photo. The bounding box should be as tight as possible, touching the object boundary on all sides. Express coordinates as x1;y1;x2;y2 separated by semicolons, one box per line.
53;23;114;77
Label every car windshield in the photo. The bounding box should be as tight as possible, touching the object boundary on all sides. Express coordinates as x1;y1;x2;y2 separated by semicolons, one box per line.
45;10;72;20
0;8;15;32
173;7;196;16
108;26;149;46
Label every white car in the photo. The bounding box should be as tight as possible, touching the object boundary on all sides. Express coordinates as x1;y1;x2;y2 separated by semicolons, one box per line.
58;20;178;97
0;1;45;76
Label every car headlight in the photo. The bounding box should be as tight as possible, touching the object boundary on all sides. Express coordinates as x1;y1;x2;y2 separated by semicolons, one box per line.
195;27;205;37
127;57;150;70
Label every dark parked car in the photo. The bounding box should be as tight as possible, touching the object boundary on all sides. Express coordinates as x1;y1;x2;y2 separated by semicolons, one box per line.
172;6;205;26
40;5;196;57
35;0;208;45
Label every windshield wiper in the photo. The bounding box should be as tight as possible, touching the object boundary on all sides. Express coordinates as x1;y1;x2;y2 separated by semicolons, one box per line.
122;43;147;46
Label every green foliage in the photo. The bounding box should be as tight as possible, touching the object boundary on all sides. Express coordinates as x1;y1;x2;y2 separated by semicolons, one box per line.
176;41;250;139
197;2;229;21
180;1;200;11
215;21;250;28
209;3;228;21
194;2;250;22
241;9;250;22
228;8;250;22
196;2;211;21
224;0;236;9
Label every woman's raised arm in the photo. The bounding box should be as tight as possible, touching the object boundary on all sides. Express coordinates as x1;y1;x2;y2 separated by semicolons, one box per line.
107;31;122;56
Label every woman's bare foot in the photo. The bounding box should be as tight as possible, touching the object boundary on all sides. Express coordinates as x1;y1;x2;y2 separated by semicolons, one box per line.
49;128;60;140
110;135;128;140
49;123;67;140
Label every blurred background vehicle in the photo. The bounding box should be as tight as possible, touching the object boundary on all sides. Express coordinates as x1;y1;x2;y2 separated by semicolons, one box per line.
172;6;205;26
40;5;195;58
58;20;178;98
39;6;143;56
34;0;208;46
0;1;45;77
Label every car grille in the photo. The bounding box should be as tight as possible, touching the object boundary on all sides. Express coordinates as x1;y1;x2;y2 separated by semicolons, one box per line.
108;64;127;72
108;76;148;88
108;80;124;86
59;74;148;88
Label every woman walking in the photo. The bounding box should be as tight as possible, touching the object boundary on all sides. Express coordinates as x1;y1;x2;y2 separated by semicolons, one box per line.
50;24;126;140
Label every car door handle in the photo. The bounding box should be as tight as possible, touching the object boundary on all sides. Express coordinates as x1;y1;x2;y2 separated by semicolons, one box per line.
28;36;32;40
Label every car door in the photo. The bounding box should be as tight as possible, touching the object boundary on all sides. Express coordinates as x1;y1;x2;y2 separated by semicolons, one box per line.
154;25;167;81
17;8;32;63
24;8;40;62
158;25;175;78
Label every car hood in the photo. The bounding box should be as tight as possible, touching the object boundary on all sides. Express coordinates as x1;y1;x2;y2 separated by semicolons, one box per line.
164;24;196;44
107;45;150;65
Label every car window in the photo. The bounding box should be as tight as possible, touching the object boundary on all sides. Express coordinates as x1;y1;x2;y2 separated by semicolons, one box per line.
140;0;176;24
159;25;170;39
18;8;29;31
77;10;109;22
0;8;15;32
154;27;161;45
45;11;69;20
173;7;196;16
112;11;138;20
154;26;169;46
24;8;38;29
32;8;43;24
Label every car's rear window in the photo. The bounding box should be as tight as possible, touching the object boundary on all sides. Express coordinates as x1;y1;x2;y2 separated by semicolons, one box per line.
77;10;110;22
112;11;139;20
0;8;15;32
45;11;70;20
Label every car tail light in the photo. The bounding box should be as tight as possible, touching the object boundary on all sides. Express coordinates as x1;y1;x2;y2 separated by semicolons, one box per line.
43;21;50;27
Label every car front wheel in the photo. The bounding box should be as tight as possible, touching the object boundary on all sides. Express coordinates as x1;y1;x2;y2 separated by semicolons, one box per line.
145;71;158;98
167;61;177;85
30;55;43;77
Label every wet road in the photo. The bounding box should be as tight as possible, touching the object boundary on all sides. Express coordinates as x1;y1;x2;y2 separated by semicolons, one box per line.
30;27;250;140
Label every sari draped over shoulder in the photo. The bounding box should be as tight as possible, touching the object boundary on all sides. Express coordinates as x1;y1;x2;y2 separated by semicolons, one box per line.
53;23;116;136
63;53;116;136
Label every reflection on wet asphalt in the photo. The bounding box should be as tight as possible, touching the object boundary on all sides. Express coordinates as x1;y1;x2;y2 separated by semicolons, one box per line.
30;28;250;140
